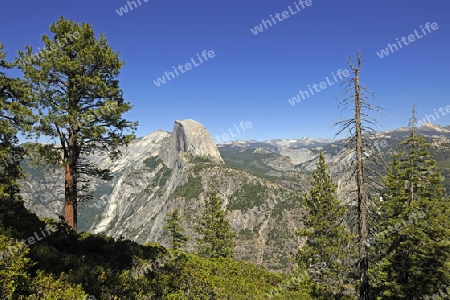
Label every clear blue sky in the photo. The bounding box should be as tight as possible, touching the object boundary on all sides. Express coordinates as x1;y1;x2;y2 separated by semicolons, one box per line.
1;0;449;141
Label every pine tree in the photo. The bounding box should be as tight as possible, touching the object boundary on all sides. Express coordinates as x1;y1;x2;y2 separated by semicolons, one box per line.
0;44;35;200
296;152;356;297
371;110;450;298
195;192;235;258
17;17;137;230
164;209;188;251
0;45;41;233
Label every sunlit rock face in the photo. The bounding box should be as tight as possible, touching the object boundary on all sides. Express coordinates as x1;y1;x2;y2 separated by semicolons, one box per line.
160;119;223;168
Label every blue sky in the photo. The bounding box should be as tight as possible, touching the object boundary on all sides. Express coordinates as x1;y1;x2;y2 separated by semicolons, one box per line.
1;0;449;141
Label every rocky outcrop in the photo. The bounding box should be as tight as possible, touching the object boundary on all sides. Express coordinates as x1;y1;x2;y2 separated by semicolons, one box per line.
160;119;223;168
279;148;316;165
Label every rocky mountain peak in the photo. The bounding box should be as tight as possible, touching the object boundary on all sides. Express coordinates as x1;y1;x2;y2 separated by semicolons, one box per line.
420;122;449;132
159;119;223;168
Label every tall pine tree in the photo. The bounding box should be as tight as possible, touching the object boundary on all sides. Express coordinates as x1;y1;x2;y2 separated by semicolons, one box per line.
195;192;235;258
371;110;450;298
296;152;356;297
17;18;137;230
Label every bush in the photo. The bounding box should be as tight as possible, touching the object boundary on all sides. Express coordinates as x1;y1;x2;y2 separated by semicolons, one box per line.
0;234;32;299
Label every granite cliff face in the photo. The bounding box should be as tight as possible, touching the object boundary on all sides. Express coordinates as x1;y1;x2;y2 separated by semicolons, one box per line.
159;119;223;168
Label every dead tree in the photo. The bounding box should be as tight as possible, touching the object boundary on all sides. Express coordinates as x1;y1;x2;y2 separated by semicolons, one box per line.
334;51;383;300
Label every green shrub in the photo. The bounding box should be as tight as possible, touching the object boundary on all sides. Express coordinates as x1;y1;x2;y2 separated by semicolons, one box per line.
27;271;87;299
0;234;32;298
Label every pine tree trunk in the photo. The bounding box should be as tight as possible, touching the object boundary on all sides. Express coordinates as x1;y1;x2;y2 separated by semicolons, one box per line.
354;64;369;300
64;133;78;231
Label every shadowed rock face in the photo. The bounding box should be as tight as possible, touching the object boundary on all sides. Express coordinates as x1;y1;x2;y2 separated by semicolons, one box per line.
160;119;223;168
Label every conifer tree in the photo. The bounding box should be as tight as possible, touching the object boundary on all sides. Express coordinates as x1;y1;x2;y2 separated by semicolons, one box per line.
296;152;356;297
164;209;188;251
17;18;137;230
195;192;235;258
371;109;450;298
0;44;34;201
